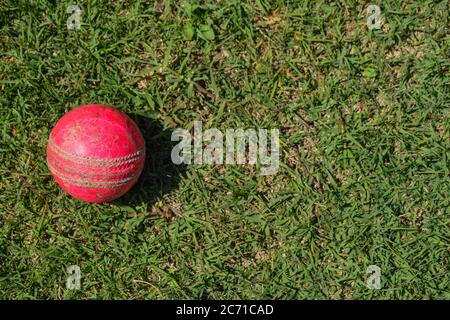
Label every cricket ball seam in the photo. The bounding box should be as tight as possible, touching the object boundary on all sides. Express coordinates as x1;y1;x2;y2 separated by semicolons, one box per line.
47;156;142;178
48;138;145;167
47;161;140;188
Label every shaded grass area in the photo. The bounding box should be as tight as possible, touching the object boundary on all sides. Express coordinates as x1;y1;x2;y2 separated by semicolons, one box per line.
0;0;448;299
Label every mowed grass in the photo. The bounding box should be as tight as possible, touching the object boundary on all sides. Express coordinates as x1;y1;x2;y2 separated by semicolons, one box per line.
0;0;449;299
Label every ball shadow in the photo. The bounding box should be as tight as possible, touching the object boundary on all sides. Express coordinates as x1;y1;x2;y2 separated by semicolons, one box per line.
114;115;186;210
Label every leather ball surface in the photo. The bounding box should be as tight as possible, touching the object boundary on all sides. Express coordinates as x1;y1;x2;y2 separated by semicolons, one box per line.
46;104;145;203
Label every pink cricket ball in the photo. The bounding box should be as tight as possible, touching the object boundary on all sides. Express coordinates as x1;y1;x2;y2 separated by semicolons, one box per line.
46;104;145;203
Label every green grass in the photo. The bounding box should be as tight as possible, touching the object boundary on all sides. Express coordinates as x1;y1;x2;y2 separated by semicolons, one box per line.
0;0;449;299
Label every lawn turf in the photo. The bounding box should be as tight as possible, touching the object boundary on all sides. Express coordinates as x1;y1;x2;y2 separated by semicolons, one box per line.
0;0;449;299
